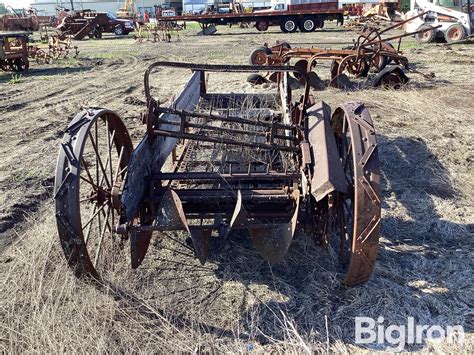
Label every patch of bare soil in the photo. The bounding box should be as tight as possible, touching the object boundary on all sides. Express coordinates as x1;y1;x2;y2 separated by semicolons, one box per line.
0;25;472;352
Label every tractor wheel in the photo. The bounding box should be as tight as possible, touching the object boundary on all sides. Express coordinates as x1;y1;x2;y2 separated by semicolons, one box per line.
331;103;381;286
337;55;370;78
415;25;435;44
280;17;298;33
445;23;465;43
373;66;409;89
300;17;316;32
370;42;395;72
256;20;268;32
54;109;139;280
249;46;272;65
330;60;339;80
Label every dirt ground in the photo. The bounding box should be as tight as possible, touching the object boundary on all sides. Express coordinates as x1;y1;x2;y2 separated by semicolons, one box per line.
0;23;473;352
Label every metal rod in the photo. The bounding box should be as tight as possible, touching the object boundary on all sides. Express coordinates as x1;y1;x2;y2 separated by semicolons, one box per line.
136;222;292;232
157;118;296;142
152;171;300;181
152;129;299;152
360;25;443;48
157;106;296;130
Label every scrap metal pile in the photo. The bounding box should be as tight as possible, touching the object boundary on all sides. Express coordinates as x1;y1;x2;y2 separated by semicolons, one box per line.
54;62;381;286
249;14;436;89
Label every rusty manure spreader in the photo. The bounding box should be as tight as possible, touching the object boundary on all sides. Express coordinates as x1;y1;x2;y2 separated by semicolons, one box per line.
54;62;381;286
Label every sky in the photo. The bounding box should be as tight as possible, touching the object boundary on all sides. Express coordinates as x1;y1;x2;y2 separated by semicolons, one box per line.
3;0;33;8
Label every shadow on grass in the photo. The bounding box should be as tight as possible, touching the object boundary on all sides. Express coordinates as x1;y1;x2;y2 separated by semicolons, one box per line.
0;66;92;83
92;135;471;351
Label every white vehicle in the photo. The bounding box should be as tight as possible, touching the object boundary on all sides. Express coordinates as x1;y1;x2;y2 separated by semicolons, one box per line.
162;9;177;17
405;0;473;43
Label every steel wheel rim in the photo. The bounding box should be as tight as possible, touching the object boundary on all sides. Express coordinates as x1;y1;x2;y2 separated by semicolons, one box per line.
54;110;133;279
380;72;403;89
331;103;381;286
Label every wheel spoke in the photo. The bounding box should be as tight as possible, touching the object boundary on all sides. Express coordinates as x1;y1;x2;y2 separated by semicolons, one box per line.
100;206;114;233
95;120;100;189
79;174;100;189
84;203;98;244
113;146;125;183
80;195;96;203
107;126;116;188
94;205;111;267
81;157;96;187
82;202;107;231
88;131;111;188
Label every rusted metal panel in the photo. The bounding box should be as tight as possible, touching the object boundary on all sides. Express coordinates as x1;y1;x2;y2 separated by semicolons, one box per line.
121;71;202;222
308;102;347;201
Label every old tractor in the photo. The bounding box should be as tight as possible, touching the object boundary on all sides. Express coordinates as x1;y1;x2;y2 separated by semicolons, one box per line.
54;62;381;286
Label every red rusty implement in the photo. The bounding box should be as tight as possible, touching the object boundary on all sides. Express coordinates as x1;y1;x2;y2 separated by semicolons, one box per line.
54;62;381;287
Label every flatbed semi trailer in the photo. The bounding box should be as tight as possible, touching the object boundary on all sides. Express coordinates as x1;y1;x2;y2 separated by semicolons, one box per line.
157;9;344;34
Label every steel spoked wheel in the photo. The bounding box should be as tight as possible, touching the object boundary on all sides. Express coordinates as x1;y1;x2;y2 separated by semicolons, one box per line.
330;103;381;286
377;71;404;89
54;109;133;280
337;55;369;78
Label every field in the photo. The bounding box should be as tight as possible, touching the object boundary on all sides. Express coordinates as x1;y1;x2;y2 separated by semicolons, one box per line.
0;23;473;352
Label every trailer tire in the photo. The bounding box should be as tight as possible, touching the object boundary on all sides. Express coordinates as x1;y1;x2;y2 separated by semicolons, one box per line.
415;25;435;44
249;46;272;65
315;19;324;29
256;20;268;32
280;18;298;33
445;23;465;43
300;17;316;32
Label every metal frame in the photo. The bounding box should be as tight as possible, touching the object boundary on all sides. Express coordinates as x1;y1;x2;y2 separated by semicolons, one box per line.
54;61;382;286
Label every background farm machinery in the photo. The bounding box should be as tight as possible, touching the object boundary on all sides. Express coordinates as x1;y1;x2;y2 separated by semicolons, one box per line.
28;35;79;65
0;6;39;32
249;14;437;89
54;62;381;287
134;22;183;43
0;32;29;72
56;11;135;40
0;29;78;72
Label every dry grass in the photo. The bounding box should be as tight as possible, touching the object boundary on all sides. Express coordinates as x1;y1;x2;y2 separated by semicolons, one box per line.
0;25;473;353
